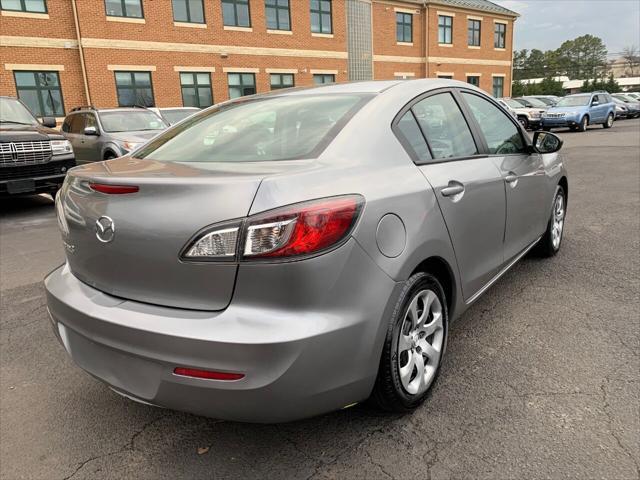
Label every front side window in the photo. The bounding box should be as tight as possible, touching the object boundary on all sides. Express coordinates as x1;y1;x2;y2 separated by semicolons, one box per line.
467;76;480;87
172;0;204;23
311;0;332;34
494;22;506;48
265;0;290;30
228;73;256;99
462;92;524;155
270;73;295;90
105;0;143;18
222;0;250;27
313;74;335;85
396;12;412;43
134;94;369;163
180;72;213;108
115;71;155;107
412;93;477;160
438;15;452;44
396;111;431;162
468;19;481;46
1;0;46;13
492;76;504;98
14;71;64;117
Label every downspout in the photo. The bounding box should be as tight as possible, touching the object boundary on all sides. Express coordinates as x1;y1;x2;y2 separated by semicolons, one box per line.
423;1;429;78
509;18;515;96
71;0;91;105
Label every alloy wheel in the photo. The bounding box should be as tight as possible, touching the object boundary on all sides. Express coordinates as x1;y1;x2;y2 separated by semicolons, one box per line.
397;290;444;395
551;192;565;250
607;114;614;127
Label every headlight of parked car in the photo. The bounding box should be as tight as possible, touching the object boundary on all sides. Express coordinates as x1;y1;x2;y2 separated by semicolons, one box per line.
530;112;541;118
122;141;142;152
51;139;73;156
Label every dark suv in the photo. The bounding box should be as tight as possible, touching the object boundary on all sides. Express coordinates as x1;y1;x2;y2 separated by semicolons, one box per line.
0;96;75;196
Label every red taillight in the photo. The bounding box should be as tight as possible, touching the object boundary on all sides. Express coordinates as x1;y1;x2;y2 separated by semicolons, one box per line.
244;195;364;259
173;367;244;381
89;183;139;195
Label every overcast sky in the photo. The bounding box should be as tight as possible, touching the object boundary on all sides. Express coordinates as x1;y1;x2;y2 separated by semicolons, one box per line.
493;0;640;57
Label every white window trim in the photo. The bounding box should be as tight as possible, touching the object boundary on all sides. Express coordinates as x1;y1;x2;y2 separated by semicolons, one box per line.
1;10;48;19
311;33;334;38
467;15;484;21
492;73;507;77
267;29;293;35
437;11;456;17
310;69;338;75
107;65;156;71
468;45;481;50
494;19;508;25
5;64;64;71
223;26;253;32
397;42;414;47
174;22;207;29
394;72;416;77
438;43;453;48
106;16;145;24
466;72;482;77
394;7;418;15
174;66;215;72
436;72;454;77
222;67;260;73
265;68;298;74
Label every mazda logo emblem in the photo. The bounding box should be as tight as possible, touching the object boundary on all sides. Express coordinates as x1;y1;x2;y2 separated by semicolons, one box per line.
95;216;115;243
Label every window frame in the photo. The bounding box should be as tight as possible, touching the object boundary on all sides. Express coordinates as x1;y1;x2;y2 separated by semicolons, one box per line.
114;71;155;107
180;72;213;108
104;0;144;18
438;15;453;44
265;0;291;31
396;12;412;43
466;75;480;87
227;72;256;99
221;0;251;27
494;22;506;48
1;0;47;13
13;70;65;117
172;0;205;23
467;19;481;47
313;73;335;85
492;76;504;98
270;73;295;90
310;0;332;34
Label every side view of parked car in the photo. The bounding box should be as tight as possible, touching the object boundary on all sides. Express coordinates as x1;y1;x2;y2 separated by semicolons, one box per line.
61;106;168;163
148;107;200;125
612;94;640;118
1;96;75;196
498;97;545;130
541;91;616;132
522;95;560;107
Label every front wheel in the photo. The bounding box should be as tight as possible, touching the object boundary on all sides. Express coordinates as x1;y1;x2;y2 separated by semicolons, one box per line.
577;116;588;132
518;116;529;130
371;272;448;412
603;113;614;128
535;185;566;257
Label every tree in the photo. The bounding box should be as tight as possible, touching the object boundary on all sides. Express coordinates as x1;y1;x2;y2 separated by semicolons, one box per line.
538;77;565;96
558;35;608;79
621;46;640;77
605;75;620;93
513;49;529;80
512;79;526;96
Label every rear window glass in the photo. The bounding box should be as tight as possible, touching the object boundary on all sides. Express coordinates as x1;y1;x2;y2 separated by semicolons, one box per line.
134;94;370;163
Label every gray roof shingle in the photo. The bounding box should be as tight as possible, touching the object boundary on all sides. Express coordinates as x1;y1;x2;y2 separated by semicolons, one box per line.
404;0;519;18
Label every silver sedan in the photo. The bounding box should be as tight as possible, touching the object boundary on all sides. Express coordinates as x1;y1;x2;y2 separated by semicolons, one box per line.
46;79;568;423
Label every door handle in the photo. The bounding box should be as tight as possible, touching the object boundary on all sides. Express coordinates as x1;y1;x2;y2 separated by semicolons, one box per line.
441;183;465;197
504;173;518;187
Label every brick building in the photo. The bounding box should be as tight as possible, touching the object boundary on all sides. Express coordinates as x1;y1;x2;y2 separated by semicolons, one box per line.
0;0;518;120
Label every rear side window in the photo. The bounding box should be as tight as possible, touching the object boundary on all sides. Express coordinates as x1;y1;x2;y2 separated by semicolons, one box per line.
396;111;432;162
462;92;525;155
135;94;370;162
412;93;477;160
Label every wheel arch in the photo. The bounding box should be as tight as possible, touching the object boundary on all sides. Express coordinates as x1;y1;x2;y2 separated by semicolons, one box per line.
558;176;568;206
102;145;119;159
410;256;456;316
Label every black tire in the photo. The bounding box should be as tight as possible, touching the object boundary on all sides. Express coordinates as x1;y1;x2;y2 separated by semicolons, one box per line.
603;113;614;129
535;185;566;257
518;116;529;130
577;116;588;132
371;272;449;413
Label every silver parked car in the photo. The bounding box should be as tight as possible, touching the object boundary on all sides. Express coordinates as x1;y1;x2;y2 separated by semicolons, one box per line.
46;80;568;423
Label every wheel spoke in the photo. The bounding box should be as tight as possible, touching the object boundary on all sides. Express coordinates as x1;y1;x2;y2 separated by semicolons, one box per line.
399;351;416;385
423;311;442;336
419;339;440;361
407;296;420;329
413;354;426;391
398;334;412;352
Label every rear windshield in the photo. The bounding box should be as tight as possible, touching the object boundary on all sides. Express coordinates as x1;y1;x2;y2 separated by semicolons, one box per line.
99;110;167;133
134;94;370;163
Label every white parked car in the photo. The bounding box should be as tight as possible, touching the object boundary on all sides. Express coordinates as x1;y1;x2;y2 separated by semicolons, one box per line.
498;98;545;130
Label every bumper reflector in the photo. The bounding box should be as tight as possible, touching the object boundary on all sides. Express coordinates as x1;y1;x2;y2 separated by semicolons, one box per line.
173;367;244;381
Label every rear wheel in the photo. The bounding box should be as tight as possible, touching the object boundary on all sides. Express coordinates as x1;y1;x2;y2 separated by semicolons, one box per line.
104;152;117;160
577;116;588;132
603;113;614;128
371;272;448;412
535;185;566;257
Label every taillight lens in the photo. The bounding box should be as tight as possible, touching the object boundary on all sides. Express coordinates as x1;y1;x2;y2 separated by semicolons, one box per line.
89;183;139;194
243;195;364;259
181;195;364;261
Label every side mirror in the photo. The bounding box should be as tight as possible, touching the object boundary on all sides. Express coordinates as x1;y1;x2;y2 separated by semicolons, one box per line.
591;100;599;106
40;117;57;128
84;126;99;136
533;131;563;154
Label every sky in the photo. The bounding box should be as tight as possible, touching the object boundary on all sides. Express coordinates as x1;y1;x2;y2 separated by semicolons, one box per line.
493;0;640;57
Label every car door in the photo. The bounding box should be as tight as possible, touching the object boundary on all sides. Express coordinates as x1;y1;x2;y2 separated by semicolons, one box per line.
81;113;102;161
591;94;606;122
459;91;547;263
62;113;85;159
396;90;507;301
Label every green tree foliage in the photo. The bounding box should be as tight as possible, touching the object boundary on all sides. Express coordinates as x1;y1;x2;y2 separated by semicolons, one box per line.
511;77;564;96
580;75;620;93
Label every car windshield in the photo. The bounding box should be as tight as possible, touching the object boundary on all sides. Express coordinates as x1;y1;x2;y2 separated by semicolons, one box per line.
99;110;167;133
135;94;370;163
503;99;524;109
0;97;38;125
613;94;633;102
522;97;548;108
532;97;555;106
161;109;199;125
555;96;590;107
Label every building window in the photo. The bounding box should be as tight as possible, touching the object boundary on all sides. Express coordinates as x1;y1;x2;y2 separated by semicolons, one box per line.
115;71;155;107
228;73;256;99
437;75;453;79
13;71;64;117
492;76;504;97
180;72;212;107
313;74;335;85
105;0;143;18
438;15;452;44
172;0;204;23
494;22;506;48
222;0;250;27
310;0;332;34
467;75;480;87
270;73;294;90
396;12;412;43
468;19;481;46
265;0;290;30
0;0;47;13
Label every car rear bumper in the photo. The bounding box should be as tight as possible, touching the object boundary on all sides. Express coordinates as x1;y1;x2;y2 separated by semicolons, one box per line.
45;240;401;423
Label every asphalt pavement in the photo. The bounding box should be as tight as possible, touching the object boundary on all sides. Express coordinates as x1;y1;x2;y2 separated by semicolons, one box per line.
1;118;639;480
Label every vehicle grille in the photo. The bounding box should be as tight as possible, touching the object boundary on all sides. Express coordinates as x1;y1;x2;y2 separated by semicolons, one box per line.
0;141;52;166
0;160;72;181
